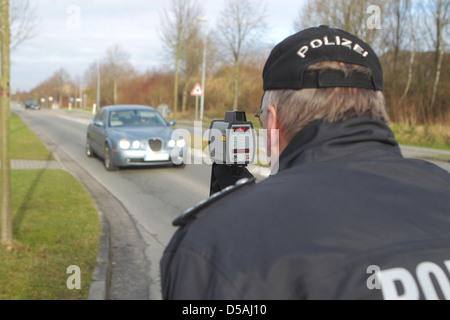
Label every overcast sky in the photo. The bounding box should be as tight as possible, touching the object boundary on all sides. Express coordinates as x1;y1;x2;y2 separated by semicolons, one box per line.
11;0;306;93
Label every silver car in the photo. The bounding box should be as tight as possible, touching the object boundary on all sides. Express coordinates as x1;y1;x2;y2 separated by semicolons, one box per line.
86;105;185;171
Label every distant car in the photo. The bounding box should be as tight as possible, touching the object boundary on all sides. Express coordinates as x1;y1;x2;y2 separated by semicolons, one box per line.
86;105;186;171
25;101;40;110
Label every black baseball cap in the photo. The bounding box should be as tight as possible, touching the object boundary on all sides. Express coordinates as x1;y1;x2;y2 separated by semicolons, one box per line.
263;25;383;91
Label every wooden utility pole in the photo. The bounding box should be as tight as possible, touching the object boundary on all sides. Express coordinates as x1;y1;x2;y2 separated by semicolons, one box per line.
1;0;13;248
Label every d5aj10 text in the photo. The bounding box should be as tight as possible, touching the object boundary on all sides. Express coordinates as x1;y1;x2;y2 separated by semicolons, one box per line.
182;304;267;317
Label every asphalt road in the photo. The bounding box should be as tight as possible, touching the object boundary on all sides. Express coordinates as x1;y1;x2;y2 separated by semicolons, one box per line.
16;108;212;300
400;146;450;172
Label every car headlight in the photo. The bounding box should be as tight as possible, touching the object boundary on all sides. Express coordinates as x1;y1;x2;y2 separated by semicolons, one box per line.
119;139;131;150
168;139;185;148
168;140;176;148
131;140;141;149
176;139;186;148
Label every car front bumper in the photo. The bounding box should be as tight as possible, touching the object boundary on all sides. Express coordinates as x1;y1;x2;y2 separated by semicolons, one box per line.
111;147;184;167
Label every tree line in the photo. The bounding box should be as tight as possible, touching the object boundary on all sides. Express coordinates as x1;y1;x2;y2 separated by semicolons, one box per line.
17;0;450;125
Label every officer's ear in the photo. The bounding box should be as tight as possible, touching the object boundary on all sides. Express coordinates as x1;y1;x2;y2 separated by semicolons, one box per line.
266;105;287;155
265;105;281;163
266;105;278;132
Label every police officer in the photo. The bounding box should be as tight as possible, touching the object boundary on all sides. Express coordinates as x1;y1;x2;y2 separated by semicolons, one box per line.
160;26;450;300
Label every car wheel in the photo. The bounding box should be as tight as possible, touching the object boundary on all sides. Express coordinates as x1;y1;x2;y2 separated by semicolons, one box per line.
86;136;95;157
104;144;118;171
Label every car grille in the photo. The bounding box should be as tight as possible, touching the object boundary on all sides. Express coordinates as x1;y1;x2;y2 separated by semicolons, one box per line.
148;138;163;151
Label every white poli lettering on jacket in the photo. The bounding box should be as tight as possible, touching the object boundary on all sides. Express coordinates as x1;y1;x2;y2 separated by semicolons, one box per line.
375;260;450;300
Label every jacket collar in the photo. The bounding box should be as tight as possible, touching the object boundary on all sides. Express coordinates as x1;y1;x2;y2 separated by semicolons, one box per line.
276;116;401;172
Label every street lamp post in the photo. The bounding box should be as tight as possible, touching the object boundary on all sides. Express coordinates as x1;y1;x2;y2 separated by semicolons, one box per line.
96;57;100;112
197;17;207;121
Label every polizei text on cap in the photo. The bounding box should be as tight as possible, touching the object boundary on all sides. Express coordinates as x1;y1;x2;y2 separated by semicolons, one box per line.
297;36;369;58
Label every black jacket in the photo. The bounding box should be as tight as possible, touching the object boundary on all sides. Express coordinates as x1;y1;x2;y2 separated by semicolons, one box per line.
160;116;450;300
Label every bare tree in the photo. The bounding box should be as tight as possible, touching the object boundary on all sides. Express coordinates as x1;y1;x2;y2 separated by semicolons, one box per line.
216;0;267;111
53;68;72;108
180;25;203;113
428;0;449;113
397;2;418;104
375;0;415;122
386;0;411;96
294;0;386;46
160;0;203;119
104;44;133;105
399;40;417;104
10;0;37;50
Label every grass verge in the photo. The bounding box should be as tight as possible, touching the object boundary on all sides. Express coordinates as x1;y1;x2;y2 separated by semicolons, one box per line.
0;113;100;300
0;170;99;299
0;113;54;160
390;123;450;151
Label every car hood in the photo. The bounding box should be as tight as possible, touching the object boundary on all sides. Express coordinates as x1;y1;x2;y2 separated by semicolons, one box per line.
107;126;174;140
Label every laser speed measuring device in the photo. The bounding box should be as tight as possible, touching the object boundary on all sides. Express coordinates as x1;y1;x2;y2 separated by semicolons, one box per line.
209;111;256;166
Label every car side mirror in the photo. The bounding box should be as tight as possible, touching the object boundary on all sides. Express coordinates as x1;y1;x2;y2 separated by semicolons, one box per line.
168;120;176;127
94;120;105;127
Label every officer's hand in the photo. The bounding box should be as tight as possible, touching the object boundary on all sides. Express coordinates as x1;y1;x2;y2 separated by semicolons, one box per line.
210;163;254;195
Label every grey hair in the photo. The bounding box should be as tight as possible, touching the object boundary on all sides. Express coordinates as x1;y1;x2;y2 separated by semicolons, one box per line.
264;61;390;142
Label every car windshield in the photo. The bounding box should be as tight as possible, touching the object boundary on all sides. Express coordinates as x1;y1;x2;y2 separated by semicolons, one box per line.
109;109;167;128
